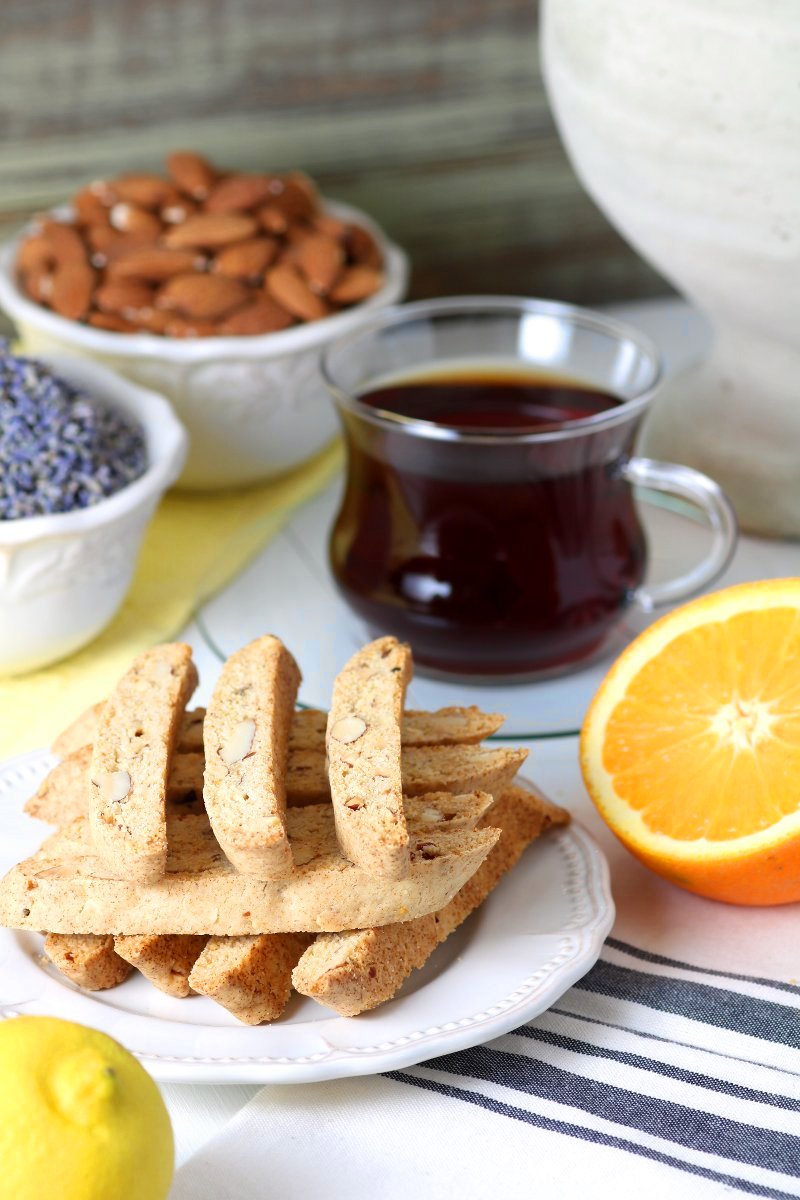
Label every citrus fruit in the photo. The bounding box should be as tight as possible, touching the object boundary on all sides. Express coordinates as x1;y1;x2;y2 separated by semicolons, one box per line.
580;578;800;905
0;1015;173;1200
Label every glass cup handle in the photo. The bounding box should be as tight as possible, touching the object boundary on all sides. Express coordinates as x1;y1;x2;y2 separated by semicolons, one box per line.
620;456;738;613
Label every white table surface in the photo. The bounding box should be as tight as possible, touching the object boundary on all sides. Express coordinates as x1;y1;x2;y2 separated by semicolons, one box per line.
161;297;800;1175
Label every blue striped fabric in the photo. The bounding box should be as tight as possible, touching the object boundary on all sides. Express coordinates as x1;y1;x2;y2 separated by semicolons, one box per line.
390;939;800;1198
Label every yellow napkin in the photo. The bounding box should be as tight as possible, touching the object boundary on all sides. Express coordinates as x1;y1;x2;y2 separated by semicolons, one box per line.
0;441;342;759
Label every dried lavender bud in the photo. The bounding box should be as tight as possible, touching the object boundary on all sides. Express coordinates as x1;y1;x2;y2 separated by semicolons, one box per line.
0;344;147;520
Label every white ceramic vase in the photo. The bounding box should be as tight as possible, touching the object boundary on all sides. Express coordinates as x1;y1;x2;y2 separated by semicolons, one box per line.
541;0;800;536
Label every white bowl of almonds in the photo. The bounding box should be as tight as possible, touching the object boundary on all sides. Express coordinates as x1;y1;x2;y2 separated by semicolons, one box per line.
0;152;408;489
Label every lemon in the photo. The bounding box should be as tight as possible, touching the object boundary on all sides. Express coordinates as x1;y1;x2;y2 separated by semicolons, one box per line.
0;1016;173;1200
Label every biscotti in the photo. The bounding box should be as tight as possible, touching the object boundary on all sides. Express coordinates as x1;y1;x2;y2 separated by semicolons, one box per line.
53;703;504;763
292;784;569;1016
43;933;133;991
89;643;198;883
0;803;499;935
189;933;312;1023
327;637;413;880
114;933;208;998
203;635;301;878
28;742;526;828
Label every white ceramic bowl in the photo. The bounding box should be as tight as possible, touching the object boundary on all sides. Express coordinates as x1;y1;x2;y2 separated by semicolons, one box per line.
0;202;409;490
0;353;187;676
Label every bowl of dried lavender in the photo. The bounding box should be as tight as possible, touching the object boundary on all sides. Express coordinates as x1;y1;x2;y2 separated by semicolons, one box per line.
0;346;186;675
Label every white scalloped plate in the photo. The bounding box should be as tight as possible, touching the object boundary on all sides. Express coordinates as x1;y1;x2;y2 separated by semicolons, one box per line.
0;751;613;1084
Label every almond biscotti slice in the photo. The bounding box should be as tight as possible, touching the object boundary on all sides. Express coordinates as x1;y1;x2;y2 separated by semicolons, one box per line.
28;746;206;827
44;933;133;991
114;934;208;998
286;744;528;808
327;637;413;881
292;784;569;1016
0;805;498;936
203;635;301;879
189;933;312;1023
89;643;198;884
52;704;206;760
290;706;504;752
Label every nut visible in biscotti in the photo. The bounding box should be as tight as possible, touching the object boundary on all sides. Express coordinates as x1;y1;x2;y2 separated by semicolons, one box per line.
162;213;258;250
219;299;294;336
166;150;217;200
219;719;257;766
265;263;329;321
329;716;367;744
204;174;276;213
92;770;131;804
156;273;249;321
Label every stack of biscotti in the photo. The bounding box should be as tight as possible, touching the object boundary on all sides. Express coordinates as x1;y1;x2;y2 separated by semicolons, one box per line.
0;635;568;1023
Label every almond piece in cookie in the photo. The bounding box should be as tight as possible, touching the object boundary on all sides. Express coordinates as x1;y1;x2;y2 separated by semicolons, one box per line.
203;635;301;879
89;643;198;883
327;636;412;880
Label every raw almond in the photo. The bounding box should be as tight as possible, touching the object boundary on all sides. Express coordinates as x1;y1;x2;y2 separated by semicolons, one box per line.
87;227;163;267
88;311;138;333
38;221;88;267
273;173;318;222
166;150;216;200
204;173;276;213
265;263;329;321
94;280;155;316
133;307;173;334
345;223;382;269
219;298;294;336
161;195;199;225
107;246;203;281
112;173;173;209
211;237;278;281
164;316;221;338
294;233;343;294
24;266;54;304
256;205;289;235
330;265;383;304
163;213;258;249
156;272;249;320
16;235;55;275
109;203;163;238
72;187;111;226
50;260;96;320
313;212;348;239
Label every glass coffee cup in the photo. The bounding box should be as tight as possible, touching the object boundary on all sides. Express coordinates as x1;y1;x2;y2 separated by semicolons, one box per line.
322;297;737;680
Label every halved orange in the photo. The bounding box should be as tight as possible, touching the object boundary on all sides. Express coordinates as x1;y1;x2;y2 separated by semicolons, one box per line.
580;579;800;905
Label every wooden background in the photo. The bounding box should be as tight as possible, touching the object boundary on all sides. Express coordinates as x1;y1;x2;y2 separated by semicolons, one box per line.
0;0;667;308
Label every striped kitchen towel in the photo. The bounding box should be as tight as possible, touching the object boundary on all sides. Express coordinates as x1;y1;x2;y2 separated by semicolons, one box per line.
172;937;800;1200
